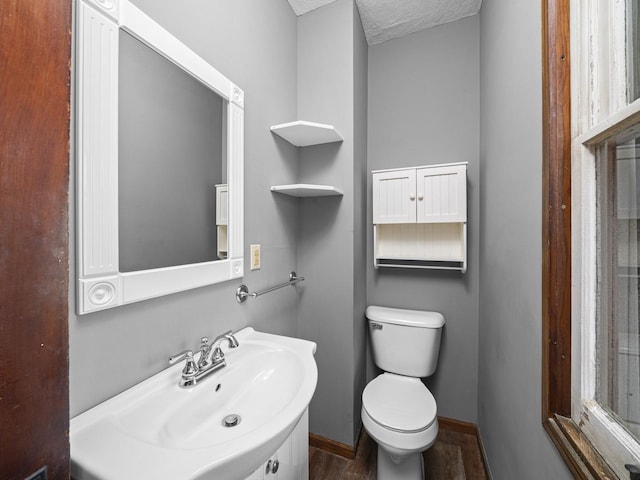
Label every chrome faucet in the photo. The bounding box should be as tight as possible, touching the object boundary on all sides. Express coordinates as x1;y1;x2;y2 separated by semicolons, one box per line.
169;330;239;388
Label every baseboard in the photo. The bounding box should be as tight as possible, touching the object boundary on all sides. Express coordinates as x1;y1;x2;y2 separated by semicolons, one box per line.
309;415;490;473
438;416;491;478
476;425;494;480
438;416;479;436
309;432;356;459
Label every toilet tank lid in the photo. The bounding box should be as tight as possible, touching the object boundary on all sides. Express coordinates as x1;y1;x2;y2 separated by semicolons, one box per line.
366;306;445;328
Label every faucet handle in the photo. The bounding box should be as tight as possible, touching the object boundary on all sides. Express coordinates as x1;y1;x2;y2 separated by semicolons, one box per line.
169;350;198;379
212;346;225;363
169;350;193;364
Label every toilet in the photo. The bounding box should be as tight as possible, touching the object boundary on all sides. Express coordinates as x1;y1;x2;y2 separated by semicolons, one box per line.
361;305;445;480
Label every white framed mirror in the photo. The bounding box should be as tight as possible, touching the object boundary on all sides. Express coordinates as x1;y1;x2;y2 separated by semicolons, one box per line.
76;0;244;314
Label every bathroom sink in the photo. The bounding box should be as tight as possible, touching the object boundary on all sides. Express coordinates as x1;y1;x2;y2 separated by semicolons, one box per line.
70;327;317;480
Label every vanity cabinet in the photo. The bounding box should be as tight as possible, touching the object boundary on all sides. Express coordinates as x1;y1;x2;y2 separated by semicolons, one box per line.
372;163;468;272
245;409;309;480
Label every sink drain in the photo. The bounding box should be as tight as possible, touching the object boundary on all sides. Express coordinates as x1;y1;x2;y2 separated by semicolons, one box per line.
222;414;241;427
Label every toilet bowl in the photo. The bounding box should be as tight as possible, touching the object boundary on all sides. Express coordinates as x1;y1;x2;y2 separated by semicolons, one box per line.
362;306;445;480
362;373;438;479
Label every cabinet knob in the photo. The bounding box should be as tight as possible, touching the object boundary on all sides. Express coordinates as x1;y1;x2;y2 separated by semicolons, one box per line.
409;194;416;201
417;193;424;201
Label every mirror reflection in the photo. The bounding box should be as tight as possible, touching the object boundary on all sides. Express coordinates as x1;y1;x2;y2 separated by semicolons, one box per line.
118;31;227;272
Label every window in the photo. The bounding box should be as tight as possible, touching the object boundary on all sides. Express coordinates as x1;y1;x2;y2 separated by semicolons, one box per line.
544;0;640;476
597;134;640;445
575;127;640;477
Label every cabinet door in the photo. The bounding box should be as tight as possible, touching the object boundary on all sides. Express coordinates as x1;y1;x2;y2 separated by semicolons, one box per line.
372;169;417;224
291;409;309;480
244;409;309;480
268;411;309;480
416;164;466;223
246;465;264;480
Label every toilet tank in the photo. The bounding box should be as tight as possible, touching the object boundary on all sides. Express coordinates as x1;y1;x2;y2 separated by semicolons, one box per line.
366;305;445;378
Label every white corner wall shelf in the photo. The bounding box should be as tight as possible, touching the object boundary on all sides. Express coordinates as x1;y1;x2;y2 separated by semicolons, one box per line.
372;162;468;272
270;121;343;147
270;184;344;197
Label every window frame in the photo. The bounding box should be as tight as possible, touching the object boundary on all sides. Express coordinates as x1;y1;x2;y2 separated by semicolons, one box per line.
572;102;640;478
543;0;640;476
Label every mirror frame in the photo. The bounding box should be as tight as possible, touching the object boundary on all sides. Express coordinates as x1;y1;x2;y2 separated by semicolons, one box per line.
76;0;244;314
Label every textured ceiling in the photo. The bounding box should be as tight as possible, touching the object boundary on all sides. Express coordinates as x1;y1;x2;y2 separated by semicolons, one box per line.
287;0;482;45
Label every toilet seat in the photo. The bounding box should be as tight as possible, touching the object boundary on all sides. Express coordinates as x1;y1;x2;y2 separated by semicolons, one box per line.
362;373;437;433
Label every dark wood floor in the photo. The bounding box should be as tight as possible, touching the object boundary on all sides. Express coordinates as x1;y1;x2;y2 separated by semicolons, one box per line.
309;425;488;480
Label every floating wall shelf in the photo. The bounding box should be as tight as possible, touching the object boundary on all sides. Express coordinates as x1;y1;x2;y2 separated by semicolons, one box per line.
270;184;344;197
270;121;343;147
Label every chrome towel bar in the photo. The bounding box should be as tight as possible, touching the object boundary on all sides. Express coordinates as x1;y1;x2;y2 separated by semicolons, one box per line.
235;271;304;303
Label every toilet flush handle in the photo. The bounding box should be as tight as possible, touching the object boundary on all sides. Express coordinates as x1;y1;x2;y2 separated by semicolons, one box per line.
370;322;383;330
626;464;640;480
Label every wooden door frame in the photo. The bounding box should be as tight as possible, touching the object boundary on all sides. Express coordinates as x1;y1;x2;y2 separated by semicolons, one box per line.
0;0;71;478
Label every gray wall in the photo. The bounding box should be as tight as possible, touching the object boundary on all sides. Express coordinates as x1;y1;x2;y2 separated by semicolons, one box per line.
478;0;572;478
352;1;368;448
70;0;370;450
366;15;481;424
69;2;577;476
69;0;300;416
296;0;368;446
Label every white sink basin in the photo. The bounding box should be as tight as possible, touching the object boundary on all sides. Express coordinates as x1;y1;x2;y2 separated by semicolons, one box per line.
71;327;317;480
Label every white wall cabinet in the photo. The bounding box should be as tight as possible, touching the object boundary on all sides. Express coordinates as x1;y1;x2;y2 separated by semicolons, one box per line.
216;184;228;259
372;163;467;272
373;164;466;224
245;410;309;480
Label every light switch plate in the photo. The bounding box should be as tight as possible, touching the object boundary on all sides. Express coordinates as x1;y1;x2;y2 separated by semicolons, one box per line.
250;244;261;270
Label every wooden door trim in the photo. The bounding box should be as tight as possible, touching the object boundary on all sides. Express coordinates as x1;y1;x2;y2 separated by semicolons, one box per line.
0;0;71;477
